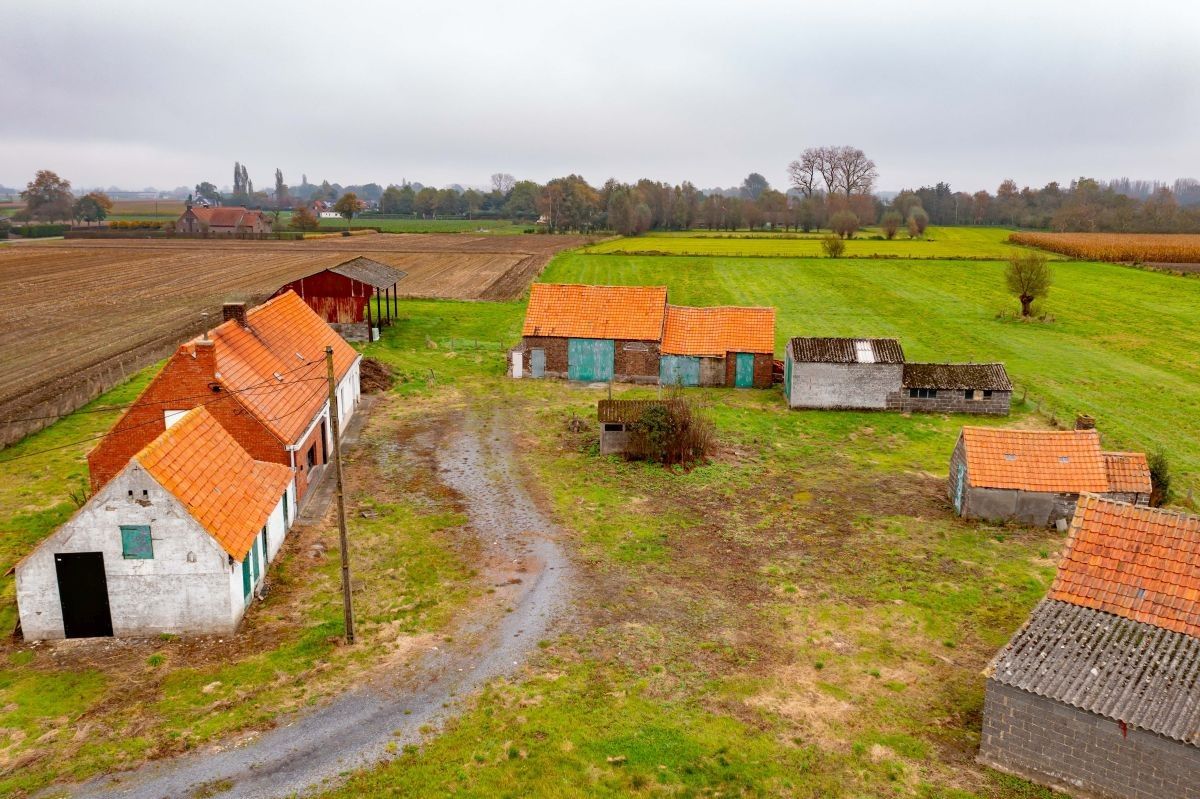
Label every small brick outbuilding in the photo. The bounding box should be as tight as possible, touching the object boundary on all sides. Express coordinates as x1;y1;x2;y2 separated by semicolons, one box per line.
980;496;1200;799
948;427;1152;526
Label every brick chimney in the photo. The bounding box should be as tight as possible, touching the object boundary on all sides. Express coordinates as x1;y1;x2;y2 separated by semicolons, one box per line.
222;302;248;327
194;338;216;374
1075;414;1096;431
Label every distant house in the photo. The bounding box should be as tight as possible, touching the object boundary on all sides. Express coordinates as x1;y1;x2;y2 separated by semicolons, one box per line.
948;427;1151;526
273;257;407;342
16;407;295;640
980;495;1200;798
784;337;906;410
176;204;271;236
783;337;1011;415
659;305;775;388
87;292;361;507
510;284;776;386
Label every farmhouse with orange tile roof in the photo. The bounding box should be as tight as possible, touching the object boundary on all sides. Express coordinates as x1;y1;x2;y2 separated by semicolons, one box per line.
16;407;296;640
87;291;361;507
510;283;775;387
176;202;271;237
979;496;1200;797
948;426;1152;526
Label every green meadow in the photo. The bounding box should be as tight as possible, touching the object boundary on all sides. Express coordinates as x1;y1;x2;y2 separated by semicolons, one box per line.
582;226;1062;260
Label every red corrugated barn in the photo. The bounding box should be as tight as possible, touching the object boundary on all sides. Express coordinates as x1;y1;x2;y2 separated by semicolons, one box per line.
274;257;407;341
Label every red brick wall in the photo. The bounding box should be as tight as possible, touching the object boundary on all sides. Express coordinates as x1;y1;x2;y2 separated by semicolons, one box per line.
87;343;289;492
723;352;774;388
519;337;660;379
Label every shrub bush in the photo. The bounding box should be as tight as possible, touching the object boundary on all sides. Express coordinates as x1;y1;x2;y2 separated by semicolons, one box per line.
14;224;68;238
627;393;716;466
820;233;845;258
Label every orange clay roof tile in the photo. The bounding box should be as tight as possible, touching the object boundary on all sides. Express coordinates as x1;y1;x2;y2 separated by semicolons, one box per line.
523;283;667;341
660;305;775;357
1103;451;1153;494
135;407;292;561
185;291;358;445
1050;495;1200;638
960;427;1110;493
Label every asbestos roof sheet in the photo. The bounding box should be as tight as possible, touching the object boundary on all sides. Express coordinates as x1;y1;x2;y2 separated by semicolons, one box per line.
597;398;683;424
1050;495;1200;637
187;290;359;444
660;305;776;357
987;598;1200;747
902;362;1012;391
135;407;292;561
329;256;407;289
787;337;904;364
523;283;667;341
960;427;1110;493
1103;452;1153;494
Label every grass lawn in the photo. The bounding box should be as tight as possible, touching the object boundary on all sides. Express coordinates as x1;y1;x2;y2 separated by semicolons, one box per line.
542;253;1200;490
583;226;1062;260
317;299;1069;798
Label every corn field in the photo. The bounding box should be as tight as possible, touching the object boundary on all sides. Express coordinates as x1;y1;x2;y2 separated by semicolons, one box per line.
1010;232;1200;263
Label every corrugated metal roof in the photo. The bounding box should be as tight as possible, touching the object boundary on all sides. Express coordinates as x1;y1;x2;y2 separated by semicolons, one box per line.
987;598;1200;747
597;399;682;424
787;337;904;364
329;256;407;289
902;362;1012;390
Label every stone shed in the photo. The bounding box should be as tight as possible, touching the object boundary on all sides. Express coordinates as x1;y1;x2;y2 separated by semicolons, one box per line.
659;305;775;388
784;337;906;409
948;427;1152;526
890;363;1012;415
16;407;295;640
980;496;1200;799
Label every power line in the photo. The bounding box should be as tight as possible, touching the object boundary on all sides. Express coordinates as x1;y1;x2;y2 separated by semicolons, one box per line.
1;358;325;426
0;374;334;466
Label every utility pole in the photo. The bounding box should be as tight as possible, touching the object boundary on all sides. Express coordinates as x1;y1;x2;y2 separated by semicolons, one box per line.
326;345;355;644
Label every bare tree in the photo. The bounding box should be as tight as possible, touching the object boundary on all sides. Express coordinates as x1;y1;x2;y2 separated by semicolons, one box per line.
1005;252;1052;316
787;155;819;197
831;146;877;198
880;210;902;240
491;173;516;195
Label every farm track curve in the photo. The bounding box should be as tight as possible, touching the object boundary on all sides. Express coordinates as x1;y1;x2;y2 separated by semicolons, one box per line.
60;408;575;799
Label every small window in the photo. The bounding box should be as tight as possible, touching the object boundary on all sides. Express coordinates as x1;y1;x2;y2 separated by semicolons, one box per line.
603;423;625;432
120;525;153;559
1059;456;1070;464
983;390;993;398
306;444;317;469
909;388;937;399
965;390;977;400
164;409;188;428
854;340;875;364
1004;453;1017;461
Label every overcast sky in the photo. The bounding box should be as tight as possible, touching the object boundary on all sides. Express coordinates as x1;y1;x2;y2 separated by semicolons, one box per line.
3;1;1198;194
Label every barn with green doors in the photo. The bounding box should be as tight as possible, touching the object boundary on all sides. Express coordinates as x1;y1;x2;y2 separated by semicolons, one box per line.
509;283;776;387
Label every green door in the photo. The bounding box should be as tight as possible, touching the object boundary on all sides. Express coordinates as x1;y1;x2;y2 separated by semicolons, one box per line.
568;338;615;382
242;557;252;600
734;353;755;388
784;353;792;401
660;355;700;387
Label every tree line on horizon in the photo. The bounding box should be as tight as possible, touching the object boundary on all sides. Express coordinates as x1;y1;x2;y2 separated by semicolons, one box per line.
10;154;1200;236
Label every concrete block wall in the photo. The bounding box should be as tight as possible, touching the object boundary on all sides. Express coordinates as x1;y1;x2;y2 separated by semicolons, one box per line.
980;681;1200;799
887;390;1011;416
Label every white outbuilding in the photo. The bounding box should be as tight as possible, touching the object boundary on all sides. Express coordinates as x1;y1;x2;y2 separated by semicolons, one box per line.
16;407;296;640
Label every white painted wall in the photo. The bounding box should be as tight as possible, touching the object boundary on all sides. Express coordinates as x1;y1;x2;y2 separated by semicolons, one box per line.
16;464;234;640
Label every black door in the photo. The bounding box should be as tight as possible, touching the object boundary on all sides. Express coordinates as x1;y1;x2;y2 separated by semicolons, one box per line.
54;552;114;638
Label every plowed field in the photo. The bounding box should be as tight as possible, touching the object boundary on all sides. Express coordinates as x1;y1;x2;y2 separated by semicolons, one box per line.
0;233;587;444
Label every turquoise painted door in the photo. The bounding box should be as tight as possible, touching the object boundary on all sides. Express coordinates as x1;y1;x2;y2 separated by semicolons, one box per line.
568;338;614;381
660;355;700;387
531;348;545;378
242;557;252;600
734;353;755;388
784;353;792;401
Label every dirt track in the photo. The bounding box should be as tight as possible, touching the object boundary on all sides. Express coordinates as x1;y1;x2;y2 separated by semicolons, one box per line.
62;409;574;799
0;233;586;446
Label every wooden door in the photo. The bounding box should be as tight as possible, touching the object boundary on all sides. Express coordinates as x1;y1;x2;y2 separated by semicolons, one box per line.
734;353;755;388
568;339;614;382
54;552;114;638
